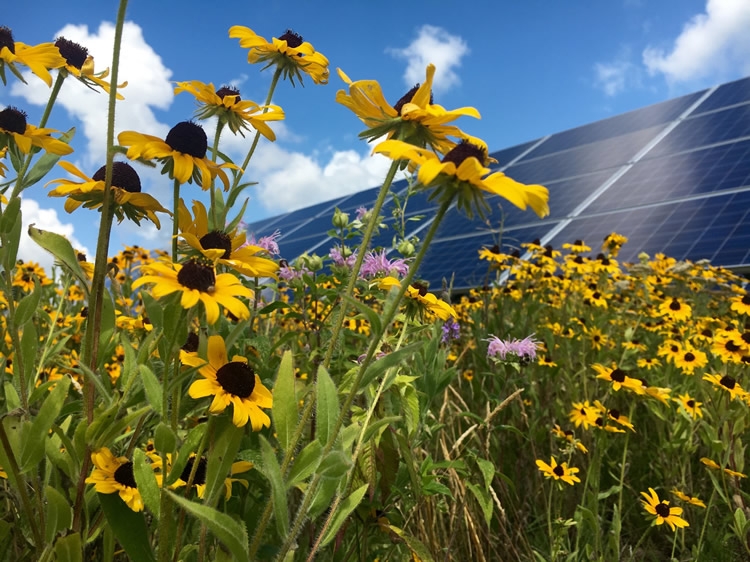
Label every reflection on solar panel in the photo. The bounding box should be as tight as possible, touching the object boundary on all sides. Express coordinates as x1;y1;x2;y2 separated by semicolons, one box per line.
246;76;750;290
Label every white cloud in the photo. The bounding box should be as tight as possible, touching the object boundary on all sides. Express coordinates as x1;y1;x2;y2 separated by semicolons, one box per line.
19;198;90;272
11;21;173;166
594;59;639;96
643;0;750;83
247;142;392;213
387;25;469;93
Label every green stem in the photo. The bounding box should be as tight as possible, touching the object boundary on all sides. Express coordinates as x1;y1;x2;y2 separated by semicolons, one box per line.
277;198;453;561
10;72;66;200
209;121;224;229
73;0;128;536
614;404;634;555
231;68;282;191
171;178;180;262
696;489;715;557
547;483;554;560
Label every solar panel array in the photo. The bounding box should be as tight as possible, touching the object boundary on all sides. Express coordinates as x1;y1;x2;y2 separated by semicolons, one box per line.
246;76;750;290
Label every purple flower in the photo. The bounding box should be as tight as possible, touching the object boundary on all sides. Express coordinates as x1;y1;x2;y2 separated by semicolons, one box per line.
329;245;357;267
279;262;308;282
441;319;460;344
248;230;281;256
359;249;410;279
485;334;539;362
355;206;369;221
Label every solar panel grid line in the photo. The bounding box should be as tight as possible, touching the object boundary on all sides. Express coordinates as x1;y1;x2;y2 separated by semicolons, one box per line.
536;84;719;249
496;135;550;172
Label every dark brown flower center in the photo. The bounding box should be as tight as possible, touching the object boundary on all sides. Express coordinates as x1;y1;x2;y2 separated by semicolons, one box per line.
608;409;620;419
216;86;241;102
54;37;88;69
182;332;199;353
199;230;232;259
655;502;670;518
93;162;142;193
610;368;626;382
552;465;564;477
0;26;15;54
742;295;750;305
720;375;737;389
114;461;137;488
278;29;303;48
441;140;487;168
489;244;501;254
687;399;695;408
669;299;682;311
412;282;428;297
215;361;255;398
176;260;216;292
0;106;27;134
180;456;207;485
393;84;433;115
683;352;695;362
165;121;207;158
725;341;741;353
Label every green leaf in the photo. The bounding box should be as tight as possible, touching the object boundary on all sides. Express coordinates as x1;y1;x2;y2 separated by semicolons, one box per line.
167;424;206;487
139;365;163;418
258;301;289;315
20;375;70;471
476;458;495;491
98;493;156;562
19;319;38;392
13;279;41;327
44;486;72;543
340;294;381;337
154;422;176;456
92;407;150;451
319;484;368;547
259;435;288;538
316;365;340;446
133;449;160;517
287;440;322;488
27;225;89;288
167;491;249;562
359;342;424;389
272;350;297;454
387;525;436;562
307;474;342;519
362;416;401;443
317;450;352;480
54;532;83;562
22;128;75;188
203;417;243;505
467;483;493;526
0;196;21;234
1;200;22;271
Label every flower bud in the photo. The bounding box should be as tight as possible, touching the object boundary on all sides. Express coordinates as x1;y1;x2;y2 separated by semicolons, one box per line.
332;208;349;229
397;239;416;258
299;253;323;272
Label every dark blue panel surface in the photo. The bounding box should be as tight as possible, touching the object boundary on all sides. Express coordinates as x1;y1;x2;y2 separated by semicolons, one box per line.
647;104;750;158
505;125;663;184
245;214;289;238
524;92;704;159
488;140;540;168
278;235;330;261
587;139;750;213
694;77;750;114
548;190;750;266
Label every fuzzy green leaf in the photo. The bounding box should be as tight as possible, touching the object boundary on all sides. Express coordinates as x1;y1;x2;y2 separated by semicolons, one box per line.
13;280;41;327
168;491;249;562
27;225;89;289
44;486;72;544
272;350;297;454
203;417;243;506
287;440;323;489
22;128;75;188
467;483;493;525
20;375;70;471
98;492;156;562
259;435;288;538
139;364;163;418
54;532;82;562
133;449;160;517
319;484;369;547
316;365;340;446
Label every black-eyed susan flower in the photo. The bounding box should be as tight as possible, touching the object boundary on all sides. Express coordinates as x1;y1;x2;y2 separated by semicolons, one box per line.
54;37;125;98
154;453;253;500
673;345;708;375
671;489;706;508
569;401;598;430
118;122;237;190
586;327;610;350
178;199;278;278
562;239;591;254
378;276;457;321
602;232;628;257
85;448;144;512
711;329;746;364
182;335;272;429
636;357;661;370
700;457;747;478
730;293;750;316
132;259;253;325
605;408;635;431
536;456;580;486
47;161;169;227
336;64;479;153
640;488;688;531
229;26;329;85
674;393;703;419
373;139;549;219
0;26;66;87
703;373;747;401
551;424;588;454
658;297;692;322
593;363;644;393
173;80;284;139
0;106;73;155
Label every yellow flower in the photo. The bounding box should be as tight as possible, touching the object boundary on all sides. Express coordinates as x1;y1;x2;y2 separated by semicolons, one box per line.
0;106;73;155
183;335;272;430
374;139;549;219
118;123;238;190
336;64;479;153
173;80;284;139
378;276;457;321
702;373;747;401
569;401;598;430
640;488;688;531
593;363;644;394
132;259;253;325
671;489;706;508
658;297;692;322
229;26;329;85
0;147;6;178
178;199;278;278
536;456;581;486
674;393;703;419
0;26;66;87
700;457;746;478
54;37;125;98
47;161;169;227
85;448;144;512
729;293;750;316
153;452;253;500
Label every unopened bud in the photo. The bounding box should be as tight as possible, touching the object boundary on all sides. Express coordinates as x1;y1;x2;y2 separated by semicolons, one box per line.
332;208;349;229
397;239;415;257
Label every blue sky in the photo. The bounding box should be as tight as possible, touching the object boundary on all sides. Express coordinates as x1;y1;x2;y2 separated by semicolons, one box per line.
3;0;750;268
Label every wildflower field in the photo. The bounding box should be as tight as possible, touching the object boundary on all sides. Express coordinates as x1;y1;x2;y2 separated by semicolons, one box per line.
1;3;750;561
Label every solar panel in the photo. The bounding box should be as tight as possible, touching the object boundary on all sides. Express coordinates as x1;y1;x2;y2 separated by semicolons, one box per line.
246;76;750;291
